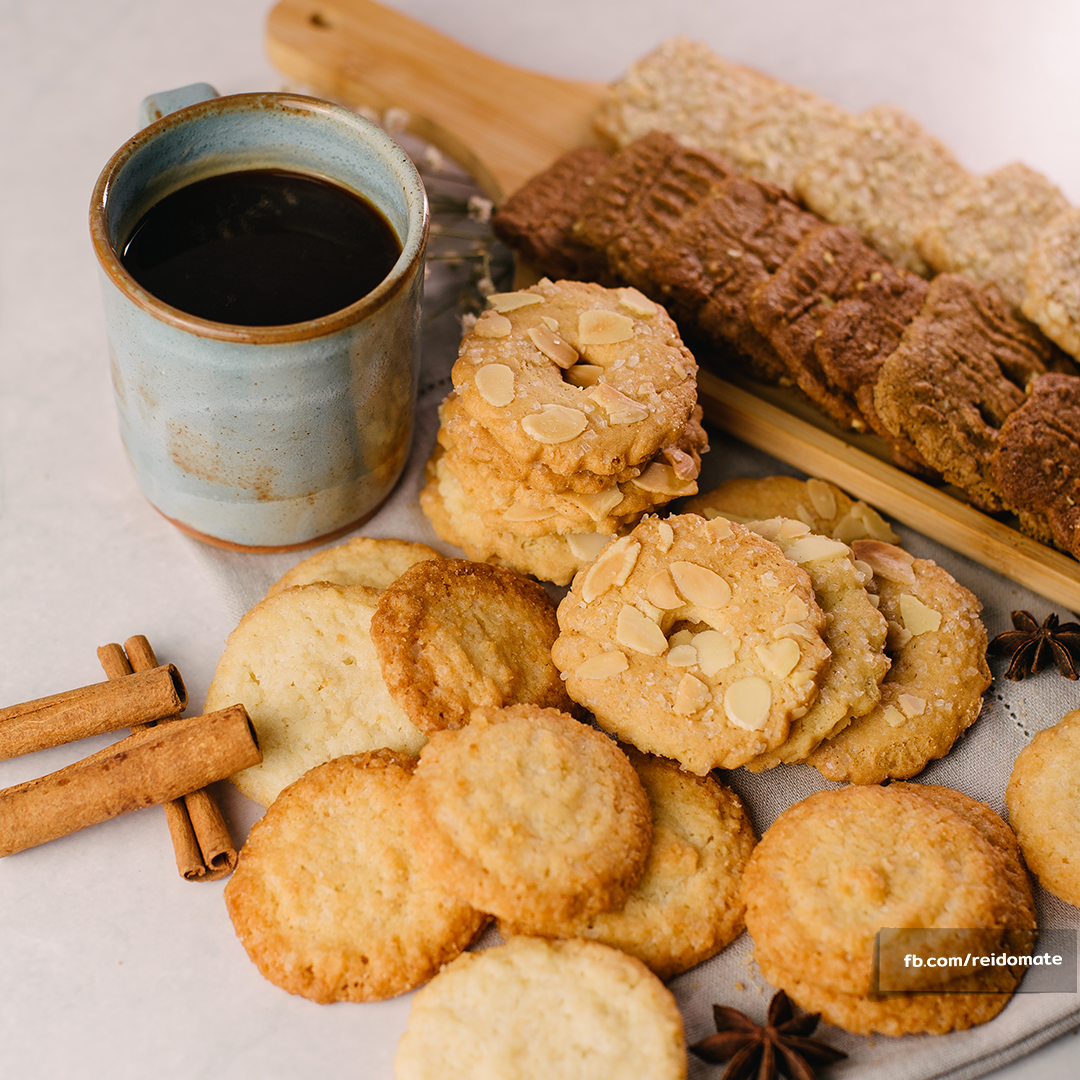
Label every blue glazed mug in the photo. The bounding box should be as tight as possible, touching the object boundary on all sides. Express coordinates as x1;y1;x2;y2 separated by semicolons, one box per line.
90;88;429;551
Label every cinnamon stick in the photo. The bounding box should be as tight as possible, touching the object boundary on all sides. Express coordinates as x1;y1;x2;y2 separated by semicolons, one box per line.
0;704;261;858
97;641;207;881
0;665;186;760
123;635;238;881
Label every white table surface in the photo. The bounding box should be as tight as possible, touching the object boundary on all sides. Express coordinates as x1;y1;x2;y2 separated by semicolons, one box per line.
1;1;1078;1077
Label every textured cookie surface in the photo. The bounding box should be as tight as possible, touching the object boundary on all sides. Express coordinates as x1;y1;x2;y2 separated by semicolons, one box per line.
206;583;425;807
1007;709;1080;908
265;536;441;597
1023;207;1080;359
500;749;756;980
551;514;831;773
404;705;652;926
394;937;686;1080
224;752;485;1003
371;558;572;731
807;541;990;784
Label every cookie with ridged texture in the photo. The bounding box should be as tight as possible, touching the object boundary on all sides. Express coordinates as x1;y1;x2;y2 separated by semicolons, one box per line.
452;279;698;477
404;705;652;926
393;936;686;1080
685;474;899;545
370;558;571;732
1007;708;1080;908
807;540;990;784
206;583;426;808
224;751;486;1003
265;536;441;598
499;748;756;980
793;104;969;276
1023;207;1080;359
551;514;831;774
917;162;1070;314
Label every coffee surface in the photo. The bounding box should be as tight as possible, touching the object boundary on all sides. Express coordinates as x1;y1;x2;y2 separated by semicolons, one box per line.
121;169;402;325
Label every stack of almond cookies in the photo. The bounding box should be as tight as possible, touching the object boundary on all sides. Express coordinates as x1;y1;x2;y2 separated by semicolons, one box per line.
421;278;708;585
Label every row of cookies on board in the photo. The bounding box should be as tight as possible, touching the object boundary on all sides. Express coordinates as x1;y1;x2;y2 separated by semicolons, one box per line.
593;34;1080;354
492;133;1080;562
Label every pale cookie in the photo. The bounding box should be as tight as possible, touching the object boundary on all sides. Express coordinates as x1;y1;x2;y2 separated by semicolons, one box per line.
393;937;686;1080
265;536;441;597
370;557;572;732
206;583;426;808
551;514;831;774
418;445;619;586
741;784;1035;1001
737;519;889;769
499;749;756;980
685;474;899;545
452;279;698;477
807;541;990;784
1023;206;1080;359
224;751;486;1003
917;162;1070;314
1007;709;1080;908
404;705;652;926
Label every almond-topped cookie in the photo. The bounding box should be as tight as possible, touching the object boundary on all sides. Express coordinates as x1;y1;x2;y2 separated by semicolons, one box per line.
551;514;831;773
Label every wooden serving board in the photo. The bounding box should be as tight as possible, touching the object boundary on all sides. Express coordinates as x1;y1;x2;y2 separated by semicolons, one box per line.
267;0;1080;611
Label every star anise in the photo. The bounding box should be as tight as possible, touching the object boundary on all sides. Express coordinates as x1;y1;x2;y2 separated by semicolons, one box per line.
689;990;846;1080
988;610;1080;680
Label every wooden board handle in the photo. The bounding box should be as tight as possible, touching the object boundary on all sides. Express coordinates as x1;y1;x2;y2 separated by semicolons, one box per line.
267;0;606;200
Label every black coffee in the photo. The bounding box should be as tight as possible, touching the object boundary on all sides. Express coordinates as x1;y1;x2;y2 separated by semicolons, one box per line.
121;169;402;326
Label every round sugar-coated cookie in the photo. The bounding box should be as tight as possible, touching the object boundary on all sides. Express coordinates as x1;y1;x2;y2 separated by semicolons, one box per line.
265;536;441;597
807;540;990;784
206;583;426;808
370;557;572;732
739;519;889;769
499;749;756;980
224;751;486;1003
740;784;1031;999
551;514;831;774
685;474;898;545
452;279;698;477
404;705;652;926
1007;709;1080;908
1023;207;1080;359
393;937;686;1080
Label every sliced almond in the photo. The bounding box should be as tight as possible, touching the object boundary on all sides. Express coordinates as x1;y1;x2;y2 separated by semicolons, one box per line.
646;569;683;609
631;463;696;497
747;516;785;541
806;478;838;520
663;445;697;480
587;382;650;424
852;502;899;543
566;487;625;521
564;363;604;387
887;620;913;651
655;521;674;552
616;287;657;316
850;540;916;584
897;693;927;717
755;638;801;679
578;309;635;345
669;629;694;648
706;516;734;540
502;502;559;522
540;316;560;332
783;595;810;624
487;290;544;313
566;531;613;562
670;562;731;609
520;406;587;444
898;593;942;635
783;534;849;564
527;324;578;368
580;536;640;602
773;622;816;640
473;363;515;407
693;630;735;676
666;643;699;667
724;677;772;731
574;651;629;679
616;604;668;655
673;673;711;715
882;705;908;728
472;311;512;338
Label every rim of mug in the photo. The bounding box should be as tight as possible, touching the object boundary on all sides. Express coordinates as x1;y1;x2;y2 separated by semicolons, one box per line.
89;92;430;345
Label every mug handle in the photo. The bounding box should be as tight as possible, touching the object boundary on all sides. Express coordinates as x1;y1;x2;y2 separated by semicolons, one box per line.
137;83;219;130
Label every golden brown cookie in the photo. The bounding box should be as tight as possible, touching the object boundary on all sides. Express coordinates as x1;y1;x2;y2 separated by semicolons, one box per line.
451;279;698;477
1023;207;1080;359
807;540;991;784
404;705;652;927
551;514;831;774
370;557;571;731
206;583;426;808
393;937;687;1080
499;749;756;980
1007;709;1080;908
265;536;441;597
224;751;486;1003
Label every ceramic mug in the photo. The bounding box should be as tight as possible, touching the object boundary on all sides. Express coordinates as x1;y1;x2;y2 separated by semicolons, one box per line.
90;87;429;551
